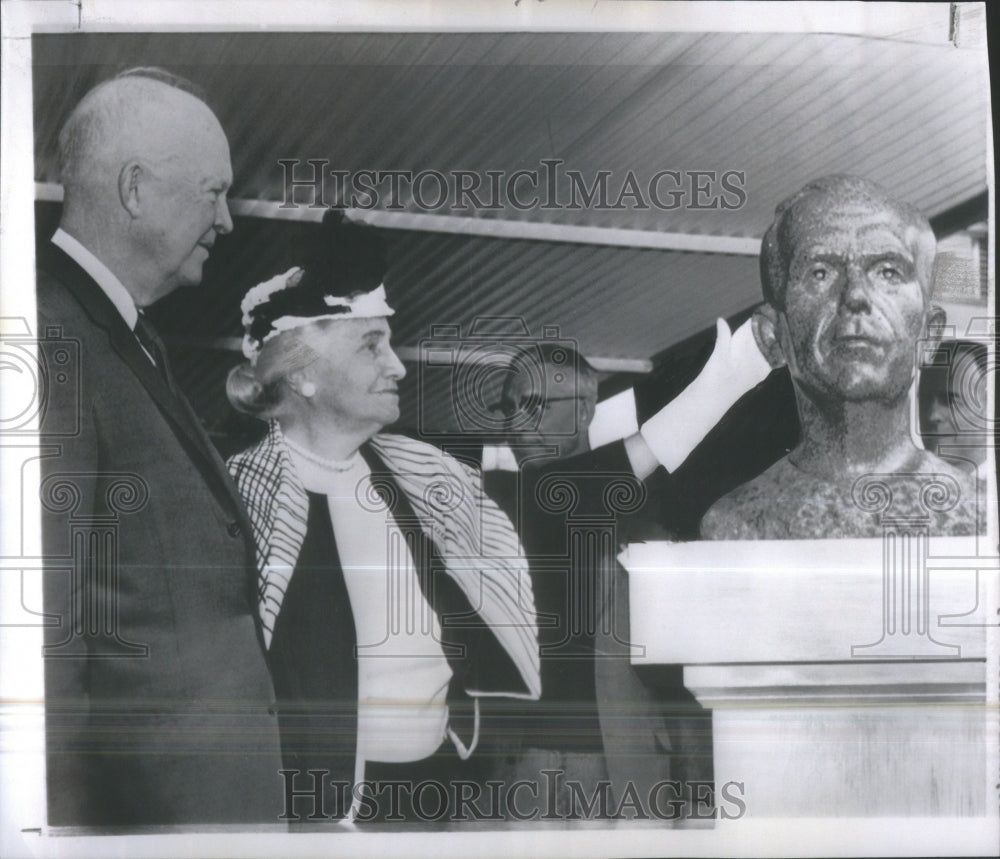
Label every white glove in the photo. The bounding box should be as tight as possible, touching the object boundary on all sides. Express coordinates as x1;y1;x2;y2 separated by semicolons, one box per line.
588;387;639;449
639;317;772;472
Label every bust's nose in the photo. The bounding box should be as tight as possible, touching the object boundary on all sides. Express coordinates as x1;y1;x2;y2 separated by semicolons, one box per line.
840;264;872;314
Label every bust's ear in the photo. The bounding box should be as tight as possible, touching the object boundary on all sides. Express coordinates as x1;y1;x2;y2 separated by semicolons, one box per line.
914;304;948;374
924;303;947;344
751;304;787;369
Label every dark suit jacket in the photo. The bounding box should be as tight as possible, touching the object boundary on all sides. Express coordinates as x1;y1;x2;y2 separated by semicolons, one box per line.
484;442;713;811
37;242;284;826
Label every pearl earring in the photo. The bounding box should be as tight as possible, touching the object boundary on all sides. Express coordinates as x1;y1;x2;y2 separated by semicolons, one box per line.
300;382;316;398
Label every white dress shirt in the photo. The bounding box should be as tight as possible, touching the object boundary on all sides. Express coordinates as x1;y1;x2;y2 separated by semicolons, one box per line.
51;229;159;366
51;229;140;330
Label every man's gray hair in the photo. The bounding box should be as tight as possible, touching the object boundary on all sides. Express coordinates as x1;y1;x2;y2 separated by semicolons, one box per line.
57;67;206;185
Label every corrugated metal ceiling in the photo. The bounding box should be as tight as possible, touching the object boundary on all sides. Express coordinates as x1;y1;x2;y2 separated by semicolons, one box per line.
33;32;988;233
31;31;990;435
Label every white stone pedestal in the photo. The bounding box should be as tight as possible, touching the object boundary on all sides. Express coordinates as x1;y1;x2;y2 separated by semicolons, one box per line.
621;538;997;818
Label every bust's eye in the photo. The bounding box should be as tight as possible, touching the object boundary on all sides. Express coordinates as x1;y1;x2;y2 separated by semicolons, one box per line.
809;266;829;282
876;263;902;282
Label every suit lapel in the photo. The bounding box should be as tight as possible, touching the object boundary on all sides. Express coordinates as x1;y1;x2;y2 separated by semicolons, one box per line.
148;343;254;525
39;243;245;519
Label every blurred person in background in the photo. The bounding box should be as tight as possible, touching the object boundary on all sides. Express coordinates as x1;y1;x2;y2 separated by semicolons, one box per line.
920;340;991;482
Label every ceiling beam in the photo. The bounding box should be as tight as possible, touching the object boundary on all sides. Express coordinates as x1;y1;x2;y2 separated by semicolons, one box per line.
39;181;991;252
35;181;760;256
178;336;654;375
334;207;762;256
392;346;653;375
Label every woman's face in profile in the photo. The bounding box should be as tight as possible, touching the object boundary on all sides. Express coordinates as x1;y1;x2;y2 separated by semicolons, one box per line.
297;317;407;432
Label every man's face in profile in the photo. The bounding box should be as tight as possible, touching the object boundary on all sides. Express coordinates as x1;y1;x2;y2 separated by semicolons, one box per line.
137;106;234;301
776;200;930;404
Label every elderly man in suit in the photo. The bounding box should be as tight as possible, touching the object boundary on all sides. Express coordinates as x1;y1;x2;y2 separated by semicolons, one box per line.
38;68;283;826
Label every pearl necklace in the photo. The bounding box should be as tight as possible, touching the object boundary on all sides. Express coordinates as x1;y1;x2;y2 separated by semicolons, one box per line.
284;435;361;473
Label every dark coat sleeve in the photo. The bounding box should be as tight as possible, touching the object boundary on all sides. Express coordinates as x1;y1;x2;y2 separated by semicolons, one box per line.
532;441;715;811
37;298;105;824
646;371;800;540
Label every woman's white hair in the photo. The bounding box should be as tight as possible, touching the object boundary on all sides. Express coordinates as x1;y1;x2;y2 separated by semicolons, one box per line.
226;324;325;417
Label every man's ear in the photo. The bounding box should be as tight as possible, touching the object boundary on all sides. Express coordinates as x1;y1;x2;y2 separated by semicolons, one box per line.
118;162;143;217
751;304;787;369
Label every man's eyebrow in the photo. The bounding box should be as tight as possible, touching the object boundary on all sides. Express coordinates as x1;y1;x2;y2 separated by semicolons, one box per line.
360;328;387;343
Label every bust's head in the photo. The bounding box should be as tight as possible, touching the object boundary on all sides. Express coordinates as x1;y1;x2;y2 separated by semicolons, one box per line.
698;177;984;540
754;175;941;406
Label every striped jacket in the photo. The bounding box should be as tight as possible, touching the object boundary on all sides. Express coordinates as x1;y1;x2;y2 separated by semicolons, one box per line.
227;420;541;701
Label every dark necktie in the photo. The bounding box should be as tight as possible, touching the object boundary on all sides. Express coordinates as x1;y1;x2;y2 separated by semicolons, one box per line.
134;312;169;383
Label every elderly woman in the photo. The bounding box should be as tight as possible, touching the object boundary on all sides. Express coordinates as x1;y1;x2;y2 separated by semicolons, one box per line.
226;216;539;822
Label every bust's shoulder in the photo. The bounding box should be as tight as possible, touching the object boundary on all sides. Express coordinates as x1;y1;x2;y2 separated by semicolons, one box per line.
699;458;801;540
700;451;985;541
910;451;984;533
910;450;979;491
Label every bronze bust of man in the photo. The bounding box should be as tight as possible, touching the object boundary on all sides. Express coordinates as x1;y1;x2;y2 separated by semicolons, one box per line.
701;175;983;539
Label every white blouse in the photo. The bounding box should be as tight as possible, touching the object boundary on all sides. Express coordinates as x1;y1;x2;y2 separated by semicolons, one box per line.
287;446;453;768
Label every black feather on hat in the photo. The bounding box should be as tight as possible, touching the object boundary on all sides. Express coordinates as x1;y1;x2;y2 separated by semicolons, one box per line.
241;210;390;357
298;208;386;299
